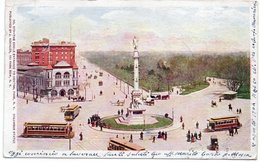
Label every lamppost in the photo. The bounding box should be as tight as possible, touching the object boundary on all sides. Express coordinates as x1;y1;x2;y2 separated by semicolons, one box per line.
32;78;36;100
143;114;145;131
67;121;72;150
84;86;86;101
172;107;174;123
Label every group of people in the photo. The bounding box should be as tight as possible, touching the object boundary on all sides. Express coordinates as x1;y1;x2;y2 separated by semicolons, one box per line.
88;114;108;130
236;108;242;114
117;109;124;116
228;127;239;136
186;130;202;143
157;131;168;140
228;104;242;114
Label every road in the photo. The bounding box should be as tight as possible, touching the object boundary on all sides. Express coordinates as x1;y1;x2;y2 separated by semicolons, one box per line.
17;54;251;151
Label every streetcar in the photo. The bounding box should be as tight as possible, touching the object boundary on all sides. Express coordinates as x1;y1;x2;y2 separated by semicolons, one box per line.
107;138;145;151
64;105;81;121
207;116;241;131
22;122;74;138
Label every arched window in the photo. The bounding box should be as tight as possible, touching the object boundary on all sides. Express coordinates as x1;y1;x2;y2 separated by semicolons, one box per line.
55;72;61;79
64;72;70;78
68;89;74;95
51;90;58;96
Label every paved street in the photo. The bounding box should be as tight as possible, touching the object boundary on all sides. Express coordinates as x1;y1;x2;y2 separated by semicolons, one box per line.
17;54;251;151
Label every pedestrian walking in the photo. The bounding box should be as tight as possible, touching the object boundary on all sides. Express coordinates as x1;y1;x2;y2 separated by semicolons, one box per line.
191;133;195;143
228;104;232;111
113;92;115;95
187;133;191;142
234;127;238;134
121;109;124;116
79;132;83;141
26;99;28;104
182;122;185;129
129;134;133;143
116;134;118;138
117;110;120;116
153;136;156;143
125;95;127;99
100;123;103;131
158;131;162;138
180;116;183;122
198;131;202;140
196;121;199;129
162;131;165;139
194;132;198;140
239;109;242;114
165;132;167;141
228;128;232;136
236;109;239;114
140;131;143;140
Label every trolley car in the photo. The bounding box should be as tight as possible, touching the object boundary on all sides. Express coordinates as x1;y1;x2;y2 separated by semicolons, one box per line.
22;122;74;138
207;116;241;131
107;138;145;151
64;105;81;121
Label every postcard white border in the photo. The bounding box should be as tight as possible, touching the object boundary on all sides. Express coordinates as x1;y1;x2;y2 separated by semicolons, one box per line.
3;0;258;159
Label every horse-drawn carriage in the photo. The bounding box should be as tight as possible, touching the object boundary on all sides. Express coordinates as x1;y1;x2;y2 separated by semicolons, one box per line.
70;96;85;102
208;135;219;151
150;94;169;100
211;100;217;107
110;100;125;106
144;98;155;106
161;95;170;100
99;81;103;86
88;74;92;79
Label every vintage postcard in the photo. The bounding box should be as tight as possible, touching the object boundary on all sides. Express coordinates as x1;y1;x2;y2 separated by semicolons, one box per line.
4;0;258;159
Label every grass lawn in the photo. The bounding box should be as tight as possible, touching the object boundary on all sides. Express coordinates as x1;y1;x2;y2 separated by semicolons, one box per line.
180;81;210;95
102;116;172;131
237;84;250;99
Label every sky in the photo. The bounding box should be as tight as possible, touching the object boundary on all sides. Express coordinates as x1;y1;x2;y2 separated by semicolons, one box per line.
17;1;251;52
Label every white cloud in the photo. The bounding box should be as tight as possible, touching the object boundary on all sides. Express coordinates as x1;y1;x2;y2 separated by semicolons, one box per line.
17;4;251;52
26;6;74;17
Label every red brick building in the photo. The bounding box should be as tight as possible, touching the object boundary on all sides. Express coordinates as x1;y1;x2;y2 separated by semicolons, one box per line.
31;38;76;66
17;49;32;65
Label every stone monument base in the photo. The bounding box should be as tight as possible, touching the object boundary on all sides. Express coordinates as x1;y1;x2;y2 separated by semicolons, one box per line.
115;114;158;125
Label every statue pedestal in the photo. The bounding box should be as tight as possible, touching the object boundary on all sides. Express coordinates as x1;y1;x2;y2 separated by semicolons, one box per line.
125;107;146;125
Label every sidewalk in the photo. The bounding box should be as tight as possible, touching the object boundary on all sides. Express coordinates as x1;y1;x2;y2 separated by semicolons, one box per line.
88;122;181;135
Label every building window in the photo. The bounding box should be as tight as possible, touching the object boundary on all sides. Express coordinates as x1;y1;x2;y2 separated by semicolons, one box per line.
64;80;70;86
55;81;62;87
55;72;61;79
64;72;70;78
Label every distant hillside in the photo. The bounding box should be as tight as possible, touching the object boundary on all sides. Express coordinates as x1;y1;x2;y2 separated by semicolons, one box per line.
82;51;250;98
